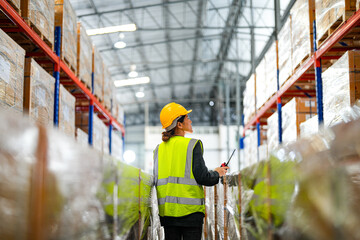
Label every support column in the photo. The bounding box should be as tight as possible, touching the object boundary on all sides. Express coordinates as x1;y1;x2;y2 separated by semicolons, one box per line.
53;26;61;127
313;21;323;124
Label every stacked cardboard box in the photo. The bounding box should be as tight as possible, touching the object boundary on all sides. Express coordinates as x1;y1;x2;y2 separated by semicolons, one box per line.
113;100;125;125
55;0;77;72
278;17;293;86
323;50;360;127
316;0;356;46
112;131;123;160
300;115;319;137
0;28;25;115
256;58;267;110
77;22;93;90
23;58;55;127
59;84;75;137
291;0;314;70
103;65;112;110
244;128;267;168
75;111;88;134
93;114;109;154
244;74;256;124
76;128;88;148
93;47;104;101
267;97;317;152
21;0;55;48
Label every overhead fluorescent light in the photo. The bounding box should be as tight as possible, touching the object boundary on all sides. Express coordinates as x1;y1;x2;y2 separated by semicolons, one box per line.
135;91;145;98
114;76;150;87
128;71;138;78
86;24;137;36
114;41;126;49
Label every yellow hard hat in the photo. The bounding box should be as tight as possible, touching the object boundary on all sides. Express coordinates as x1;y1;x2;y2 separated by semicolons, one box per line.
160;102;192;131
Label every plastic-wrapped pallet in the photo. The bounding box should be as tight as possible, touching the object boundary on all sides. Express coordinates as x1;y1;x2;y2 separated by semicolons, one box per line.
55;0;77;72
21;0;54;47
102;119;109;155
259;144;268;161
244;130;258;168
204;186;215;239
278;17;293;86
77;22;93;90
267;112;279;153
243;74;255;124
264;42;278;104
300;115;319;137
59;84;75;138
93;114;104;153
0;28;25;114
76;128;88;148
291;0;314;71
93;47;104;101
0;109;105;239
323;50;360;127
112;131;123;160
23;58;55;127
256;58;267;110
103;65;112;110
113;100;125;125
316;0;355;46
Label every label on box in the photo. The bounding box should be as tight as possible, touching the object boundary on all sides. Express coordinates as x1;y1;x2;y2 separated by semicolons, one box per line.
305;101;316;107
0;55;11;84
36;87;47;107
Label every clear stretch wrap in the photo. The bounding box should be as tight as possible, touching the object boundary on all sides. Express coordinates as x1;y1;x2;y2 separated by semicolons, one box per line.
76;128;88;148
264;42;278;103
0;109;105;239
77;22;93;90
114;101;125;125
116;162;153;239
258;144;268;161
256;58;267;110
55;0;78;71
278;17;293;86
22;0;54;46
59;84;75;138
0;28;25;114
102;119;109;155
24;58;55;127
0;110;38;239
323;50;360;127
244;129;258;168
315;0;354;45
291;0;313;70
204;186;215;239
112;131;123;160
216;180;225;239
244;74;255;124
93;47;104;101
103;65;112;110
282;98;299;144
300;115;319;138
93;114;105;153
267;111;279;153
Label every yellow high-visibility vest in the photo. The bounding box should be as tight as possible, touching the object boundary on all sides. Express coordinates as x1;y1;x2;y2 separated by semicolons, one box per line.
153;136;205;217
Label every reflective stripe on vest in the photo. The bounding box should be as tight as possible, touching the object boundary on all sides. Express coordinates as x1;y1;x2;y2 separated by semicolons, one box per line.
154;137;205;217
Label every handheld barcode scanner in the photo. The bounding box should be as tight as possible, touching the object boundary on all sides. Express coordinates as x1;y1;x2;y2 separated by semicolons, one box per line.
221;149;236;167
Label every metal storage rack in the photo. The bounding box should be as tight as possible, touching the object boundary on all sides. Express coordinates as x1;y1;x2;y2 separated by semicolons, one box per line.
243;9;360;147
0;0;125;153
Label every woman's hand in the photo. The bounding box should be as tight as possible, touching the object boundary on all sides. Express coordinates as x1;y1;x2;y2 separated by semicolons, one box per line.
214;166;229;177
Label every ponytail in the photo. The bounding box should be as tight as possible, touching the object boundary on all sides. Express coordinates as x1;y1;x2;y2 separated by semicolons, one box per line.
162;128;175;142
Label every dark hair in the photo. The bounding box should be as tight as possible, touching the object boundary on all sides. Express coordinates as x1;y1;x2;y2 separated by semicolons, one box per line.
161;115;186;142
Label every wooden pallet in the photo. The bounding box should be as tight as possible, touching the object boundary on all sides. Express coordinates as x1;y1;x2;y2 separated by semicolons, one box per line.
293;53;312;74
80;79;92;92
24;20;53;51
317;11;354;47
62;56;77;76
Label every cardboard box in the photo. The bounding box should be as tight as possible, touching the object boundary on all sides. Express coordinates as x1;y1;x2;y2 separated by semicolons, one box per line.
278;17;293;86
55;0;77;72
0;28;25;114
92;47;104;101
21;0;54;48
23;58;55;127
323;50;360;127
244;74;256;124
77;22;92;90
59;84;75;137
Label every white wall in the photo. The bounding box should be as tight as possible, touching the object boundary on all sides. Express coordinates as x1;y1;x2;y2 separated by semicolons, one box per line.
144;125;243;174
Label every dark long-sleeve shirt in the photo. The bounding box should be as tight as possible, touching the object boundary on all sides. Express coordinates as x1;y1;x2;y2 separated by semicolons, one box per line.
160;140;220;227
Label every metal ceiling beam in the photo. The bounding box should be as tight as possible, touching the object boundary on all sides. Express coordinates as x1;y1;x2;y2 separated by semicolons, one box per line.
164;0;175;99
189;0;206;102
110;58;250;75
121;97;239;106
77;0;198;18
210;0;244;100
135;26;273;31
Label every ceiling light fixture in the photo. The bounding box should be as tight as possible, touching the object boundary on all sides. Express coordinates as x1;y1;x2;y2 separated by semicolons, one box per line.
114;76;150;87
128;64;138;77
114;41;126;49
209;101;215;107
86;24;137;36
135;91;145;98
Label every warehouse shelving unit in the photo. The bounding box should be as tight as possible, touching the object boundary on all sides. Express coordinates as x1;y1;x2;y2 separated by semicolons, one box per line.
244;9;360;139
0;0;125;147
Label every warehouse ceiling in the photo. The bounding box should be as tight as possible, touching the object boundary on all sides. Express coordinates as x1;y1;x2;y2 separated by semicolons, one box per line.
69;0;294;127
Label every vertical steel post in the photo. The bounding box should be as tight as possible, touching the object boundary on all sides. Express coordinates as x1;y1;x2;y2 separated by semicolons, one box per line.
109;123;113;155
53;26;61;127
88;70;95;145
224;175;228;240
256;119;260;162
274;0;282;144
313;20;324;124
